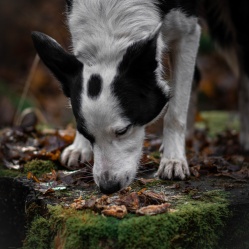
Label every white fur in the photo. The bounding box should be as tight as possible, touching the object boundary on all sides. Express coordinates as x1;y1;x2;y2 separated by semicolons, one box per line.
92;127;145;188
157;10;201;179
61;131;92;169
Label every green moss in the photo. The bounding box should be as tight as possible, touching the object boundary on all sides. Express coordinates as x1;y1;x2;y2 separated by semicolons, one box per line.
24;191;229;249
26;202;48;224
130;179;165;190
0;164;24;178
24;159;57;177
0;81;34;111
0;159;56;178
23;217;52;249
196;111;239;138
199;33;215;54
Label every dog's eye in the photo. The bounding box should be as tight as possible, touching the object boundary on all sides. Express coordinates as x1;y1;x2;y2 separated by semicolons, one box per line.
115;125;132;136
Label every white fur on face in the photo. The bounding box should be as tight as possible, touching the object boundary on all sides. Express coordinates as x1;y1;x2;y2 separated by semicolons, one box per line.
92;127;145;189
80;64;145;189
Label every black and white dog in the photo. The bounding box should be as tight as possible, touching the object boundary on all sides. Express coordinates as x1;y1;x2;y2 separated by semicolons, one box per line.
32;0;249;194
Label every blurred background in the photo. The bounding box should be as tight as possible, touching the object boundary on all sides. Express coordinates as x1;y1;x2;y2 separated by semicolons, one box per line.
0;0;239;130
0;0;73;128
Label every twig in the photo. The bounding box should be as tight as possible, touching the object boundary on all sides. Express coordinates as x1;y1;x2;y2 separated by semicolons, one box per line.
13;54;40;125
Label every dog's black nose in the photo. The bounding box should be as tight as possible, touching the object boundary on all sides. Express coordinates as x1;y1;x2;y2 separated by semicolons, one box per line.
99;181;121;194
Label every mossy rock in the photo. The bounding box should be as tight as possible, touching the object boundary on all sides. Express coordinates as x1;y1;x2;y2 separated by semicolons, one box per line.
0;159;56;178
24;159;57;177
0;164;24;178
23;191;229;249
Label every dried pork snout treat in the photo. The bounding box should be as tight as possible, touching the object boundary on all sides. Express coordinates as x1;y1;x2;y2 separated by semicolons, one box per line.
101;205;127;219
136;203;171;216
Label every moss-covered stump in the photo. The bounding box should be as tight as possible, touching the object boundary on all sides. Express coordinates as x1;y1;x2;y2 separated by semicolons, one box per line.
23;159;57;177
0;177;36;248
0;174;249;249
23;194;228;249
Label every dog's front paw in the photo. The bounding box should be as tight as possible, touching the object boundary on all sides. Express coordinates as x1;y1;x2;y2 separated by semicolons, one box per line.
60;132;92;170
156;158;190;180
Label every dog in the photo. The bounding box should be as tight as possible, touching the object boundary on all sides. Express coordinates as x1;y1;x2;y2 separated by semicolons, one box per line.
31;0;249;194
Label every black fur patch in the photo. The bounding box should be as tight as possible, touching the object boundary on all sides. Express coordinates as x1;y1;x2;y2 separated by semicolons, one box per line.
68;78;95;144
87;74;103;99
68;72;95;144
76;118;95;145
112;34;169;126
31;31;83;97
65;0;73;12
31;31;95;144
156;0;197;19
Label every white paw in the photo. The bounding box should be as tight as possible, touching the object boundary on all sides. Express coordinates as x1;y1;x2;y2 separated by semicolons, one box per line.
60;131;92;170
156;158;190;180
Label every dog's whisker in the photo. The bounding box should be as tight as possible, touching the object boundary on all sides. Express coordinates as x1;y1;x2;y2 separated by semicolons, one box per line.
84;163;93;170
138;170;155;175
76;176;93;180
140;162;156;166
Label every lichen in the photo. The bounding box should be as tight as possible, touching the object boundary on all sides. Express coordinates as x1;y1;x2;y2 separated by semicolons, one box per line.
23;191;229;249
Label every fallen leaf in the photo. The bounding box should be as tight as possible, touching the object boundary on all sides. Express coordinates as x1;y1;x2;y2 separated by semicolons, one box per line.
116;192;140;212
27;172;40;183
138;178;156;185
141;191;168;204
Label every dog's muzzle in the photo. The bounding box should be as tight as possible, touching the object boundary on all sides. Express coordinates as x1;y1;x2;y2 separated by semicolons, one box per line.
99;180;121;194
97;171;122;194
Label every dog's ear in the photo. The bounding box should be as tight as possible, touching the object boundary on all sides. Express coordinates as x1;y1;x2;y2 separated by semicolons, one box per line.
119;24;162;77
31;31;83;97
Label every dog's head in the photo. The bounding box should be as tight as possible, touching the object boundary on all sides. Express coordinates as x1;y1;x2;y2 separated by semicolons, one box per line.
31;29;170;194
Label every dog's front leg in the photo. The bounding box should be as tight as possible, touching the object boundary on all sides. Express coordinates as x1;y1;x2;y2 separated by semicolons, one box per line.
61;131;92;170
157;13;201;180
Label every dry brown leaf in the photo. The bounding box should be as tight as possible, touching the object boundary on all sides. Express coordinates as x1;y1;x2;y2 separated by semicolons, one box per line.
141;191;168;204
116;192;140;212
190;165;201;178
27;172;40;183
138;178;156;185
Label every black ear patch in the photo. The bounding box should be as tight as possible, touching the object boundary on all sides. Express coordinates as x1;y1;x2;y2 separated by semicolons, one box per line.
155;0;197;18
118;34;158;78
87;74;103;99
31;31;83;97
112;33;169;125
65;0;73;12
